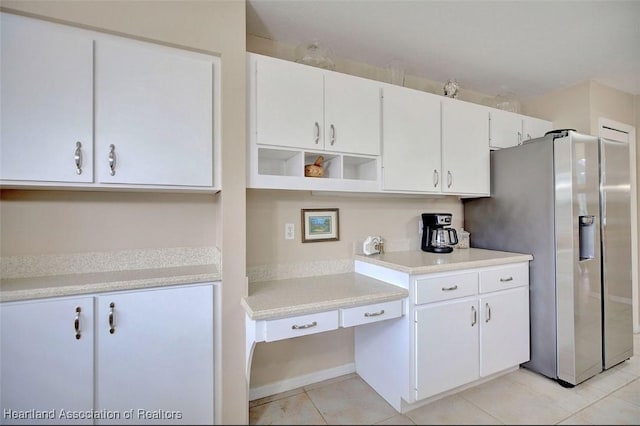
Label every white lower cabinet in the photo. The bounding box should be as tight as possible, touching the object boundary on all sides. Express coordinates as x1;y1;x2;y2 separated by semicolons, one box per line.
0;296;94;424
415;297;479;400
0;283;215;425
354;262;530;412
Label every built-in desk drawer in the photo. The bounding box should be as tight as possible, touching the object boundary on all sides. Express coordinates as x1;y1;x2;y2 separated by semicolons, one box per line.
415;272;477;304
340;299;403;327
479;263;528;293
263;310;339;342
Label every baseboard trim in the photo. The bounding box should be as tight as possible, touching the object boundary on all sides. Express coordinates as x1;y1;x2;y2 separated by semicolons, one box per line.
249;363;356;401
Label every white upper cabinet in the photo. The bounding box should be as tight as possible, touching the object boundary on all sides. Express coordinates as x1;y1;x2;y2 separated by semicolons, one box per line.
255;55;325;150
441;98;490;195
253;53;380;156
324;72;381;156
0;13;94;183
0;12;219;192
95;38;214;187
522;115;553;142
381;84;441;192
489;109;524;149
489;108;552;149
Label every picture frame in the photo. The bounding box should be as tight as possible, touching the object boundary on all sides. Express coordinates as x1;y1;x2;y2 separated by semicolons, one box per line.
301;208;339;243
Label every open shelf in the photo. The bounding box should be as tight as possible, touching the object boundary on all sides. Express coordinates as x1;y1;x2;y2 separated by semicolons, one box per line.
249;145;381;192
257;148;303;177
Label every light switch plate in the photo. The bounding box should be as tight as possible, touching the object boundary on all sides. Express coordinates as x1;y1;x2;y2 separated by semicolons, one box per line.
285;223;294;240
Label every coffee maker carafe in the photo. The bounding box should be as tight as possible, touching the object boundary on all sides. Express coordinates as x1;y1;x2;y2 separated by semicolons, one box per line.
421;213;458;253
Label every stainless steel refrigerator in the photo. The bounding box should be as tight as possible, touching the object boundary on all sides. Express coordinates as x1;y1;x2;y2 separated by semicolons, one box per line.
463;129;633;386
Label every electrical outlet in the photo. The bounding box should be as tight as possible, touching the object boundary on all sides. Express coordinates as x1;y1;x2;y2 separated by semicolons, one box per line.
285;223;295;240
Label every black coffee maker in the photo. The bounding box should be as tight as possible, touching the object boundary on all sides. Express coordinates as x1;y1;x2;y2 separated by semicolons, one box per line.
421;213;458;253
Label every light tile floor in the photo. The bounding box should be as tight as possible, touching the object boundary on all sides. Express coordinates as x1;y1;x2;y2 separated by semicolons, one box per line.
249;333;640;425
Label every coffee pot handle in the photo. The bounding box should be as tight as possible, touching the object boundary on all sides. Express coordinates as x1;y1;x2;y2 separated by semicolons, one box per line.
448;228;459;245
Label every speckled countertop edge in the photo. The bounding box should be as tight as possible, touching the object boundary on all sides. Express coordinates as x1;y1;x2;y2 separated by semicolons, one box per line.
354;248;533;275
242;272;408;321
0;247;221;302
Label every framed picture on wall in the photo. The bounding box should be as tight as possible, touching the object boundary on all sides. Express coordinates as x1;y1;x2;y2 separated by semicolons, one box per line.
301;208;339;243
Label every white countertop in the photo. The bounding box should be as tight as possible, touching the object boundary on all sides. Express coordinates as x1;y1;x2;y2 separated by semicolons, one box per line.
0;247;221;302
354;248;533;275
242;272;408;321
0;265;221;302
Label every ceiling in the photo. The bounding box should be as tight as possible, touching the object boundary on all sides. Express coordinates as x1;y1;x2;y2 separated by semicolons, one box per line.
246;0;640;100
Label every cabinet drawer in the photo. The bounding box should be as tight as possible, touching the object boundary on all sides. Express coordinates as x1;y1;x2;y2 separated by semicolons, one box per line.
480;263;529;293
263;311;339;342
340;300;403;327
415;272;477;304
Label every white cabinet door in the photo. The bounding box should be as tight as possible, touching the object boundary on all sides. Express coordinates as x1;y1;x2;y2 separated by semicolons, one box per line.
0;13;94;183
324;72;381;156
414;298;479;400
255;55;324;150
381;85;441;192
95;39;214;187
441;99;490;195
95;284;214;425
489;109;523;149
479;286;530;377
0;297;94;424
522;116;553;142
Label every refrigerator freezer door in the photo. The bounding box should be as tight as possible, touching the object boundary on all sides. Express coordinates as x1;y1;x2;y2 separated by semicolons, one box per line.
554;132;603;385
600;136;634;369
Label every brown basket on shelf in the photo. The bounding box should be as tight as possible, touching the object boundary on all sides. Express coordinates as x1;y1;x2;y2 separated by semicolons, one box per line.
304;155;324;177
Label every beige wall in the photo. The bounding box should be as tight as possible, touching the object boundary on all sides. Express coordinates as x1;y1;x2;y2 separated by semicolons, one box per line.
520;81;591;133
0;190;217;255
0;1;247;424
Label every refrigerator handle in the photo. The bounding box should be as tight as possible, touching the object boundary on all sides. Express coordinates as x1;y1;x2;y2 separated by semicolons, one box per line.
578;215;596;261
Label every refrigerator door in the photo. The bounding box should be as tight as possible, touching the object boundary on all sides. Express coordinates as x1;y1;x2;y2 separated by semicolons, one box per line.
600;135;634;369
554;132;602;385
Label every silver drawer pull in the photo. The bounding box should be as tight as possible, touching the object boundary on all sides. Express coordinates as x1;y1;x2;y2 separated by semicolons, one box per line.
74;306;82;340
364;309;385;317
74;142;83;175
292;321;317;330
499;276;514;282
108;302;116;334
442;285;458;291
471;306;477;326
108;144;117;176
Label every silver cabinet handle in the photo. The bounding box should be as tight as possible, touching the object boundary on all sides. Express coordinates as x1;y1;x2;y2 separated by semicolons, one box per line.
517;131;523;145
499;276;513;282
74;142;83;175
314;122;320;144
471;306;477;326
74;306;82;340
108;144;117;176
485;302;491;323
330;124;336;146
292;321;317;330
447;170;453;188
108;302;116;334
433;169;439;187
364;309;385;317
441;285;458;291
